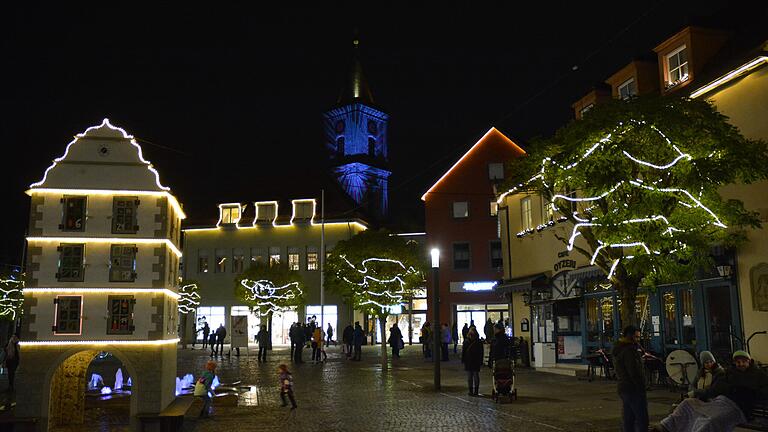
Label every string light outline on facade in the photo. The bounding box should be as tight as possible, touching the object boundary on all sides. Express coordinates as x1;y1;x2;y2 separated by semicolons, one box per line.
216;203;243;227
290;199;317;225
20;338;181;347
252;201;280;227
30;118;171;192
690;56;768;99
239;279;303;315
27;188;186;220
0;278;24;320
25;288;181;300
26;236;183;258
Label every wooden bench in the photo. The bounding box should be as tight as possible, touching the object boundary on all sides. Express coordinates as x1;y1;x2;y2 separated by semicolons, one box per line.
138;396;196;432
739;401;768;431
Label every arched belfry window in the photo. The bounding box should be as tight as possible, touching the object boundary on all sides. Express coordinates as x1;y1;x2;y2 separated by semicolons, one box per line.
368;137;376;156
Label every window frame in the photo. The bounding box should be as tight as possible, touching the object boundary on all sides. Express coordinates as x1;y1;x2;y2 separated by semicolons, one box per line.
520;197;533;231
109;244;137;282
452;242;471;271
452;201;469;219
54;295;83;335
490;201;499;217
232;250;245;273
106;295;135;334
489;240;503;270
617;77;637;100
488;163;504;181
665;45;689;86
112;196;139;234
219;205;240;225
198;252;209;274
306;246;318;271
215;249;227;273
287;247;300;271
269;246;281;267
61;196;87;232
57;243;85;282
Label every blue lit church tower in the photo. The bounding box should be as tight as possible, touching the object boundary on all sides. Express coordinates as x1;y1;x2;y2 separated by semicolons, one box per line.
324;39;391;219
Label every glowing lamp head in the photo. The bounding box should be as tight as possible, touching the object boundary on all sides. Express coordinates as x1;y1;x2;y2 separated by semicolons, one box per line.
430;248;440;268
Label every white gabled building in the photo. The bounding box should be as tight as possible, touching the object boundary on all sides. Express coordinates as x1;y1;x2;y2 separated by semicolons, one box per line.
18;119;184;429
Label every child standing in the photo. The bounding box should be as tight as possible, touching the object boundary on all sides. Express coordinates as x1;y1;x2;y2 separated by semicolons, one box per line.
277;364;297;409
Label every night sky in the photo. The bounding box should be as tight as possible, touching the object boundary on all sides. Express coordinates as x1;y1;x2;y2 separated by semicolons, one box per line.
1;2;742;268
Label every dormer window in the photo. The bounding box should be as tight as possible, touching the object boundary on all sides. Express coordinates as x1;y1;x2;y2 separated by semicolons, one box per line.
665;45;689;87
579;104;594;118
291;200;315;223
218;204;241;226
617;78;637;100
254;202;278;225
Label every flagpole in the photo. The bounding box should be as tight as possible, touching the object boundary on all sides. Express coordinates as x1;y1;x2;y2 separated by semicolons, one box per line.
320;189;325;342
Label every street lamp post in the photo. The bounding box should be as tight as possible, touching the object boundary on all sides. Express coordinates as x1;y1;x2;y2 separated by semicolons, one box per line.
430;248;441;391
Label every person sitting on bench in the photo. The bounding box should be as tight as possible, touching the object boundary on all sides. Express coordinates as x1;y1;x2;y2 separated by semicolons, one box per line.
651;350;768;432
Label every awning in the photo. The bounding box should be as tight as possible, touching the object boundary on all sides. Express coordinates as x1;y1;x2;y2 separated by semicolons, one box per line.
495;273;550;294
567;265;606;282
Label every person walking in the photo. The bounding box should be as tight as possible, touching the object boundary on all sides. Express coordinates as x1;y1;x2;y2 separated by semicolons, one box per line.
208;331;218;357
289;323;297;359
342;323;354;357
388;324;403;358
612;325;648;432
4;334;20;392
440;323;451;361
352;321;364;361
215;324;227;357
452;322;459;353
196;361;217;418
201;322;210;350
462;328;484;396
256;324;269;362
278;364;298;409
421;321;432;359
484;319;494;342
294;323;305;363
312;325;323;363
461;323;469;344
326;323;334;346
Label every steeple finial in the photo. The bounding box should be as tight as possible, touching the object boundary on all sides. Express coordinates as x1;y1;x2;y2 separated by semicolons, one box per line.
338;32;374;105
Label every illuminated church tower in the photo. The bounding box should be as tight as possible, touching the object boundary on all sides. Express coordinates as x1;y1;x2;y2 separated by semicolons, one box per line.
324;38;391;219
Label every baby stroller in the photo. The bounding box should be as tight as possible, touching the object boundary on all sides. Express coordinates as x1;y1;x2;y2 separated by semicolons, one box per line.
491;358;517;402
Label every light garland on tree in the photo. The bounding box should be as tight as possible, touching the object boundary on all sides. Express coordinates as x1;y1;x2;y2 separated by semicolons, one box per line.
239;279;303;315
337;255;419;310
499;118;728;281
178;284;200;314
0;277;24;320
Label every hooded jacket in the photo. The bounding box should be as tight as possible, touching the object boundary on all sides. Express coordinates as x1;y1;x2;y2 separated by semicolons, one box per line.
611;337;646;393
702;363;768;416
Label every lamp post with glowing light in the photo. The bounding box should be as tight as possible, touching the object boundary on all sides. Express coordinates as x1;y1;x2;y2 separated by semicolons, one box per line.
430;248;441;390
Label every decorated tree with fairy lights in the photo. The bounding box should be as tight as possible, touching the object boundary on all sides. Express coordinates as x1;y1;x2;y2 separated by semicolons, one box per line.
178;280;200;348
325;230;426;369
0;272;24;322
501;96;768;327
234;262;305;347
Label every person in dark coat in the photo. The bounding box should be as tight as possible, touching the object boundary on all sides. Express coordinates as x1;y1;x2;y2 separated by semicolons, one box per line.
342;324;354;357
441;323;451;361
451;322;459;353
256;324;269;362
388;324;403;358
4;335;20;392
352;322;364;361
201;322;210;350
483;319;494;342
488;323;510;367
461;328;484;396
461;323;469;344
208;331;218;356
612;325;648;432
215;324;227;357
293;323;305;363
289;323;297;359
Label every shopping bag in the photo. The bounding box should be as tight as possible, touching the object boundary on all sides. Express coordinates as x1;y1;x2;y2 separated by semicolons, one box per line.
193;380;207;397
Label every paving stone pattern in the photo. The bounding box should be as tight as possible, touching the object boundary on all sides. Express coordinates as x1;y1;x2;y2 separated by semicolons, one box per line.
178;344;679;432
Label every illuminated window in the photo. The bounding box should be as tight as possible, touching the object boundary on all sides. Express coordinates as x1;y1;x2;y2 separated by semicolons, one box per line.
306;246;318;271
288;247;300;271
112;197;139;234
54;296;82;334
196;306;226;331
542;197;554;223
269;247;281;267
107;296;134;334
215;249;227;273
250;247;265;265
109;244;137;282
57;243;84;282
220;205;240;225
520;197;533;231
666;45;689;85
490;201;498;217
453;243;470;270
198;252;209;274
490;241;503;270
61;196;86;232
232;249;245;273
452;201;469;218
618;78;637;100
488;163;504;180
580;104;594;117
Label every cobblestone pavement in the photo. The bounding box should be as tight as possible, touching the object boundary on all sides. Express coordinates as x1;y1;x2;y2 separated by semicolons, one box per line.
178;344;679;432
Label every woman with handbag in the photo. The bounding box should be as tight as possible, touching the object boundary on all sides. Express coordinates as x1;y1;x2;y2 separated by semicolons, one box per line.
194;361;217;418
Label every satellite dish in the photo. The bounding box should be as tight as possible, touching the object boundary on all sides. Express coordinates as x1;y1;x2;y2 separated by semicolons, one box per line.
665;350;698;385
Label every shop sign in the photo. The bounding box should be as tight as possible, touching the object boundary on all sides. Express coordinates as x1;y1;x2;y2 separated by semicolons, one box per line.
449;281;498;293
553;250;577;275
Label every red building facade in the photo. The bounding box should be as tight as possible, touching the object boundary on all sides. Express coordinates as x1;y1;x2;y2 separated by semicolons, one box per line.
423;127;525;340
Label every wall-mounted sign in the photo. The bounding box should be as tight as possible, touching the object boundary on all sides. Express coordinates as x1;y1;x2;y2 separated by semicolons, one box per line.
449;281;498;293
553;250;577;275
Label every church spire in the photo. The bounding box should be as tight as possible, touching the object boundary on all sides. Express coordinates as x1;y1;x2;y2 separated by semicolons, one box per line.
337;37;374;105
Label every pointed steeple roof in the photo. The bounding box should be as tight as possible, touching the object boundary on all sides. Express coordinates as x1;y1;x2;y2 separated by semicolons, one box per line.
337;37;374;105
